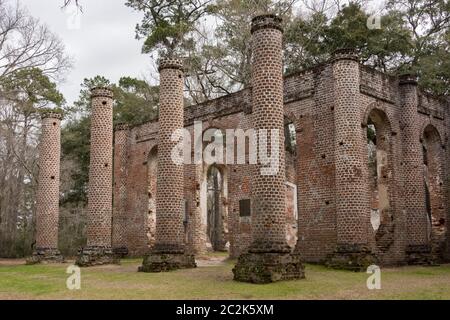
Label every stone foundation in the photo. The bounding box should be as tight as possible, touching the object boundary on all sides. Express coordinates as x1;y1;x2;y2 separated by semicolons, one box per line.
406;245;434;265
326;244;377;271
233;252;305;284
26;248;64;265
75;246;119;267
138;253;197;272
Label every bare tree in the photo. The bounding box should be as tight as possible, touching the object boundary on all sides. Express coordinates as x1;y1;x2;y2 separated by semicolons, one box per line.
0;1;70;257
0;0;72;82
0;98;39;257
62;0;82;11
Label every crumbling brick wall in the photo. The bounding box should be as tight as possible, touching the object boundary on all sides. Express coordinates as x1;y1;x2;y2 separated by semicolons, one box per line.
113;58;449;265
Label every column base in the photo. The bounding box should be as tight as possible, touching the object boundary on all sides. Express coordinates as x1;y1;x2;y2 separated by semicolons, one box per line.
233;252;305;284
75;246;119;267
406;244;434;265
138;252;197;273
326;244;376;272
26;248;64;265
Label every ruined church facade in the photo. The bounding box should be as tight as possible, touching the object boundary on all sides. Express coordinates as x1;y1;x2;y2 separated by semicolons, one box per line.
111;49;450;268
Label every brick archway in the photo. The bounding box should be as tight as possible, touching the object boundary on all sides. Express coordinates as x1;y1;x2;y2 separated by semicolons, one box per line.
146;146;158;248
205;164;229;251
365;108;396;254
421;124;447;262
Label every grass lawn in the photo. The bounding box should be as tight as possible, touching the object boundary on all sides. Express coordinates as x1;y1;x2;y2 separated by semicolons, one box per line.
0;255;449;300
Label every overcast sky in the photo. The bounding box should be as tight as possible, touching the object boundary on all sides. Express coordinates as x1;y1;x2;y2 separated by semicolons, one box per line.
15;0;386;106
16;0;152;106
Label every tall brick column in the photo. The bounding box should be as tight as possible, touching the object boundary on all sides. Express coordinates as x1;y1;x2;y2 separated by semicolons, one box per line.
112;123;130;257
232;14;305;283
399;74;431;264
326;49;375;271
139;58;196;272
76;87;117;266
445;100;450;262
27;112;64;264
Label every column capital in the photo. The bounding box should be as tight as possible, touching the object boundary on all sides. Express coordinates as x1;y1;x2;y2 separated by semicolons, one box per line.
114;123;130;132
158;57;184;72
40;111;63;121
251;14;283;34
399;73;418;86
91;86;114;99
331;48;359;62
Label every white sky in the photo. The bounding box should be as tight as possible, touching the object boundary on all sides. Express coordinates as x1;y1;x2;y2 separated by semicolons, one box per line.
14;0;386;106
15;0;152;106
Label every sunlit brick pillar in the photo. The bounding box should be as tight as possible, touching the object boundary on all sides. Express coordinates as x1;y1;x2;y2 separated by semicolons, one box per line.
139;58;196;272
326;49;375;271
232;14;305;283
76;87;117;266
112;123;130;257
399;74;431;264
27;112;64;264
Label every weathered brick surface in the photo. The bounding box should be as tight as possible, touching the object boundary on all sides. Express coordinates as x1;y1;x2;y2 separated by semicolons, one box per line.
28;113;64;264
139;58;196;272
232;14;304;283
399;75;433;264
153;59;187;254
245;15;289;253
112;124;130;257
112;42;449;268
76;87;117;266
293;65;337;263
326;49;376;270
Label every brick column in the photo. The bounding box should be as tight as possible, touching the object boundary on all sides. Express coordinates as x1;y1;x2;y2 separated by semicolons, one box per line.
445;100;450;262
326;49;375;271
232;14;305;283
76;87;117;266
187;163;207;255
139;58;196;272
112;123;130;257
27;112;64;264
399;74;431;264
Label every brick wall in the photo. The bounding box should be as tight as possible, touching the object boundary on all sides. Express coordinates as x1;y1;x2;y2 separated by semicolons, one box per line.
113;56;449;265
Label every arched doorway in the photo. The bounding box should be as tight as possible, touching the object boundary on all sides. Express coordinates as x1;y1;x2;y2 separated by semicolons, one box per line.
366;109;394;252
284;117;298;248
205;164;228;251
146;146;157;248
422;125;446;261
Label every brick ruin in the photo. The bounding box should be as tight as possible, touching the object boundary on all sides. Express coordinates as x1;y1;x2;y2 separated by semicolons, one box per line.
111;20;450;271
76;87;117;266
232;15;305;283
139;58;196;272
31;14;450;282
28;112;64;264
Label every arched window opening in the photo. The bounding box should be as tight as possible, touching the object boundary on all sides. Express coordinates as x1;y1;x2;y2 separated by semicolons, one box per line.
367;123;380;231
422;125;446;260
206;165;228;252
284;121;297;155
283;117;298;249
366;110;394;252
146;146;158;247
